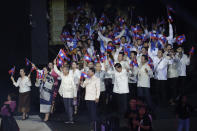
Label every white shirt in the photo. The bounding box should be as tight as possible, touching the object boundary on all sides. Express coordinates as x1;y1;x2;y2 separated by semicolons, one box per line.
98;29;125;48
13;76;31;93
54;65;77;98
104;60;113;79
108;68;129;94
69;69;81;85
114;60;130;70
168;57;179;78
81;75;100;101
148;48;173;80
153;57;173;80
176;53;190;76
137;63;153;88
128;66;138;83
114;47;130;70
87;46;94;57
114;46;122;62
137;54;142;65
95;70;106;92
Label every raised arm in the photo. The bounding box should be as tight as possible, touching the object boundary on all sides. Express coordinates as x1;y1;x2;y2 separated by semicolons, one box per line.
114;46;122;62
98;31;111;43
145;64;153;78
148;45;158;60
11;77;21;87
53;59;62;76
115;29;125;39
166;22;173;43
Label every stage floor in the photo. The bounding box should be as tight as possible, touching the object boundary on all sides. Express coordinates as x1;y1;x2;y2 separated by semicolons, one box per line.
0;115;51;131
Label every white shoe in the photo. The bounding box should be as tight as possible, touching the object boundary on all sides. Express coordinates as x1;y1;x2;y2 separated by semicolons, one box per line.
64;121;70;124
69;121;74;124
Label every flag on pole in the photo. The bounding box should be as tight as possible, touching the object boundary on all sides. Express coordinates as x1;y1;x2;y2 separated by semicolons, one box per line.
36;70;44;79
94;58;100;63
98;14;105;26
189;46;194;55
131;26;141;33
31;66;36;72
168;13;173;23
158;35;167;45
25;58;31;66
119;17;125;26
176;34;186;45
107;45;115;52
80;72;90;80
84;54;92;63
113;38;121;45
58;49;66;60
150;32;158;40
8;66;15;75
57;58;65;67
167;6;175;13
130;59;138;67
109;59;114;67
100;55;107;63
138;16;144;23
167;5;175;23
148;56;154;70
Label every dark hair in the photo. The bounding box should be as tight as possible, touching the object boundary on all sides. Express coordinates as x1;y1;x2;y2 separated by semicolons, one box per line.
119;52;124;56
114;63;122;68
166;44;172;47
81;35;86;39
142;47;148;51
158;49;165;53
89;67;95;73
20;68;26;73
76;30;81;34
142;55;148;61
177;45;183;49
131;51;137;56
120;36;126;40
107;41;113;45
87;38;91;41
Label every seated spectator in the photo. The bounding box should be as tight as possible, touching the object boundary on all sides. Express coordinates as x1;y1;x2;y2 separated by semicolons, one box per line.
0;93;19;131
133;106;152;131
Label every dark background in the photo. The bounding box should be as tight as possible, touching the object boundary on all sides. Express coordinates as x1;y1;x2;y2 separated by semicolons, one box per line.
0;0;197;108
